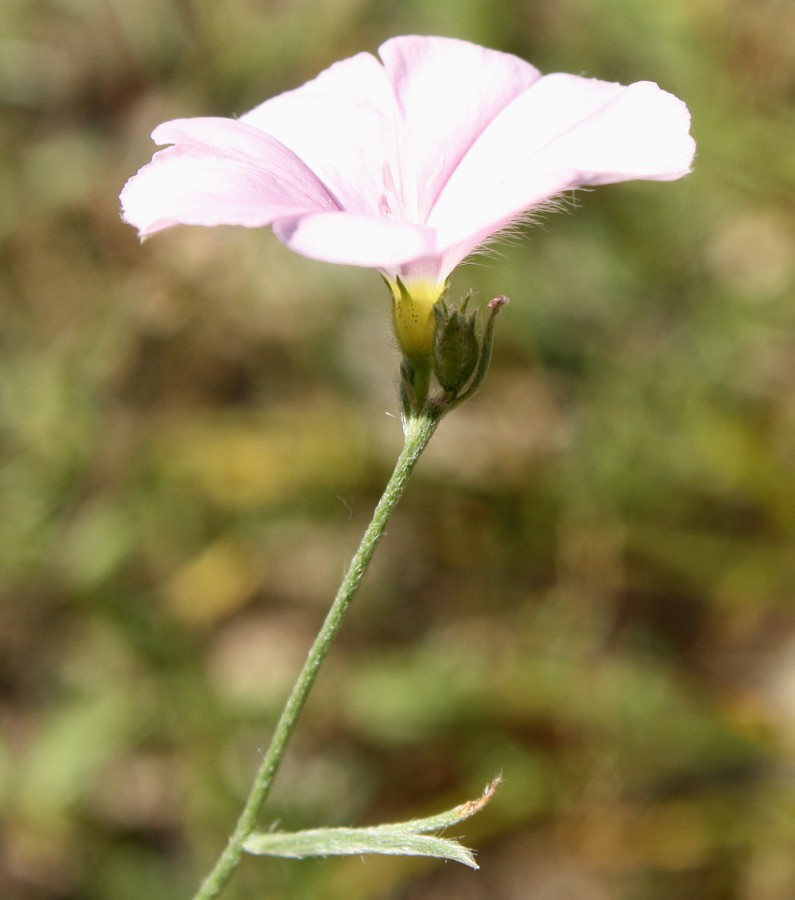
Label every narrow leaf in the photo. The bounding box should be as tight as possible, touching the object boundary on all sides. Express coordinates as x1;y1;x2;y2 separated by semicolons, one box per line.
243;776;502;870
244;827;477;867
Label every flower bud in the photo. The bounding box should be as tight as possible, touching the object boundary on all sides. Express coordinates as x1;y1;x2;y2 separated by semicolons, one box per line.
432;298;480;395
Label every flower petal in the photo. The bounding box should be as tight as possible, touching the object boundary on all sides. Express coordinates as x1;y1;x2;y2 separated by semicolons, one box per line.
273;212;436;269
429;74;696;264
241;52;397;215
120;117;339;238
525;76;696;183
377;35;541;221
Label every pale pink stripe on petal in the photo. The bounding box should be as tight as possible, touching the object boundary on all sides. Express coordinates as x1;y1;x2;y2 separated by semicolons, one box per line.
378;35;541;222
242;52;397;216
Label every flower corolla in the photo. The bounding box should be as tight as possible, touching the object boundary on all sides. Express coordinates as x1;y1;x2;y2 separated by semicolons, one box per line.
121;36;695;356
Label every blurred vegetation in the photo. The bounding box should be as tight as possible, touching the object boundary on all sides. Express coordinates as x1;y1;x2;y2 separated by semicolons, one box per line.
2;0;795;898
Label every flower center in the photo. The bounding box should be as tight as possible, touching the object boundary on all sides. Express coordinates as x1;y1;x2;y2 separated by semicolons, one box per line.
378;163;405;220
387;278;446;362
378;159;446;224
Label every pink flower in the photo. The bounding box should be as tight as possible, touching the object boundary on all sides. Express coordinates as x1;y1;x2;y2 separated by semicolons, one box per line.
121;35;695;356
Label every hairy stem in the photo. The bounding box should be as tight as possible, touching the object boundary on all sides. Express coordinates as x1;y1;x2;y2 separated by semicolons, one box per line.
193;409;442;899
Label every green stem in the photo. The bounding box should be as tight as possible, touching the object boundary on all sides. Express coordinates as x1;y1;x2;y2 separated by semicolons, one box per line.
192;409;443;899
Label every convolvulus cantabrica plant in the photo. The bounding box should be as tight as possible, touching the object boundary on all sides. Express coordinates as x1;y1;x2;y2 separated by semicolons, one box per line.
121;34;695;898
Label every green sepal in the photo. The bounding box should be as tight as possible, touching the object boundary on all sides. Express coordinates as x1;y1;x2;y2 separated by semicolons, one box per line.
432;293;480;394
442;295;509;411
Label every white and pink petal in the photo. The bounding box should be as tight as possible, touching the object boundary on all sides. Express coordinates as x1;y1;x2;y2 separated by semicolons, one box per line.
121;117;339;237
273;211;437;270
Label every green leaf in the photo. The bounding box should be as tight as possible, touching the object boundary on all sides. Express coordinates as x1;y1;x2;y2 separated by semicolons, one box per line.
243;828;478;867
243;776;502;870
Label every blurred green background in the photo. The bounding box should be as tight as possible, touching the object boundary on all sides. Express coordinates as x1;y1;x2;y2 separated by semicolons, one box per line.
2;0;795;898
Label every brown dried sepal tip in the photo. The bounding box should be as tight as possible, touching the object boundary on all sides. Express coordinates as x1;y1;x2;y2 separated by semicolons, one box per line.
488;295;509;314
454;774;504;822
